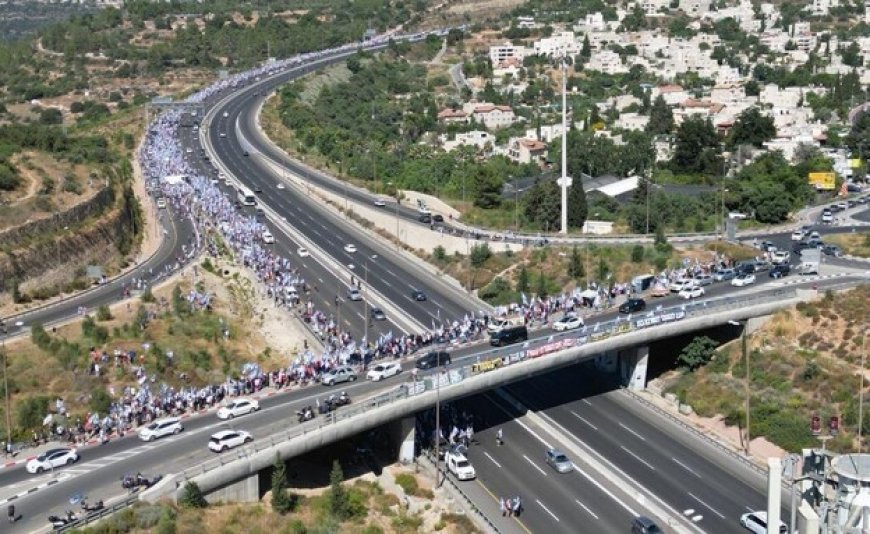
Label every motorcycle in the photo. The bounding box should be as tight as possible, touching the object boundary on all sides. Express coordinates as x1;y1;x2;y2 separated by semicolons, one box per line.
121;473;162;491
322;392;351;413
296;406;315;423
81;499;104;513
47;510;77;529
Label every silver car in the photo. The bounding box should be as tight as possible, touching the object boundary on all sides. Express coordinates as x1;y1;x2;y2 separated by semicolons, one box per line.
545;448;573;473
321;366;357;386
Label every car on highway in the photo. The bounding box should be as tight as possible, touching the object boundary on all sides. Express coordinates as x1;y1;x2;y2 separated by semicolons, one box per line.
347;287;362;301
344;244;357;254
366;361;402;381
693;274;713;286
619;298;646;314
156;198;167;209
370;307;386;321
373;199;386;207
769;264;791;278
545;448;574;473
631;516;664;534
739;511;787;534
262;231;275;244
669;278;694;293
791;229;805;241
322;366;357;386
223;111;229;118
736;262;756;275
731;273;756;287
220;132;227;138
823;244;842;257
714;268;736;282
487;318;514;334
297;247;310;258
678;285;704;299
821;210;833;223
208;430;253;453
217;398;260;420
809;230;821;240
276;182;285;190
138;417;183;441
552;314;584;331
759;240;776;252
26;448;79;474
416;351;451;370
771;250;790;265
411;289;427;301
446;451;476;480
490;325;528;346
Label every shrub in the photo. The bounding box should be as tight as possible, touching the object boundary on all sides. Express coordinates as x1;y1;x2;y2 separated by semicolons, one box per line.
96;305;113;321
90;387;113;415
271;454;297;514
469;243;492;267
17;395;50;430
394;472;419;496
631;244;644;263
141;287;155;302
179;481;207;508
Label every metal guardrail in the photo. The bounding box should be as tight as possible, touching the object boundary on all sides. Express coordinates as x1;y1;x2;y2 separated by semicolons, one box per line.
56;495;140;532
419;453;504;534
177;286;801;482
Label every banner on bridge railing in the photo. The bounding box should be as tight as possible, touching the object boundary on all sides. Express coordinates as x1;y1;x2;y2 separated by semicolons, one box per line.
633;309;686;329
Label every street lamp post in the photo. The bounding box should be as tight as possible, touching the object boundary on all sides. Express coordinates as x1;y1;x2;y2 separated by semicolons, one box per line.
729;319;750;456
388;181;400;249
363;255;377;364
1;319;10;446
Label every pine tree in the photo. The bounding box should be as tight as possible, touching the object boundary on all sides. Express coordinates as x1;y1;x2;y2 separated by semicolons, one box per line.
647;95;674;134
566;176;588;229
536;270;548;298
568;245;585;280
271;454;295;514
328;460;349;520
179;481;208;509
516;265;530;294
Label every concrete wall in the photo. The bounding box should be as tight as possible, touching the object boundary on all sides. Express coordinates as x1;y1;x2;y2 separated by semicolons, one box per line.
156;296;801;503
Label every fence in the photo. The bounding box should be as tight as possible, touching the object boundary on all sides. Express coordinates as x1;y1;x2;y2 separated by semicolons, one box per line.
56;495;140;532
177;286;800;482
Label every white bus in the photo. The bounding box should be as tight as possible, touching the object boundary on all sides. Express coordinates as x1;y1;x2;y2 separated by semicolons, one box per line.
237;186;256;206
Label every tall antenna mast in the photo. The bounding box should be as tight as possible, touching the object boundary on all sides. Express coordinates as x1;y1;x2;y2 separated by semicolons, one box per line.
558;60;572;234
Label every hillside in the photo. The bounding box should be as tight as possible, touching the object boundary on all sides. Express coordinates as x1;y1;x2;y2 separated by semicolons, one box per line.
666;285;870;454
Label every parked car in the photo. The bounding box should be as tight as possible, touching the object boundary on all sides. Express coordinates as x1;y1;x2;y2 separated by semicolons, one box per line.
489;325;528;346
446;451;476;480
544;448;573;473
552;314;584;332
713;268;736;282
822;244;842;257
321;366;357;386
366;361;402;381
347;287;362;301
669;278;694;293
217;398;260;420
739;511;787;534
769;264;791;279
208;430;253;453
138;417;183;441
416;351;451;370
26;448;79;474
736;262;756;274
731;273;756;287
619;298;646;314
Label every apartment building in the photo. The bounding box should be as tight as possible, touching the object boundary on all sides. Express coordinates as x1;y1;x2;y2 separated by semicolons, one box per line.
441;131;494;153
506;138;548;165
651;84;689;106
462;102;517;129
489;43;529;66
533;31;581;57
586;49;628;74
614;112;650;131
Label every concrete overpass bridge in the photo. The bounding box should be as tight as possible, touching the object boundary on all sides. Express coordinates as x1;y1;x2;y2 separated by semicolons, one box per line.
140;286;818;505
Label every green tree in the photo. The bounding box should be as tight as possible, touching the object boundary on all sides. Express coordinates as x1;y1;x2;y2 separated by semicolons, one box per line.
631;244;644;263
172;284;189;316
470;243;492;268
567;177;588;229
39;108;63;125
568;245;584;279
17;395;49;431
677;336;719;371
471;165;503;209
535;270;548;298
271;453;296;514
328;460;350;520
515;264;530;294
671;116;722;175
96;304;113;321
744;80;760;97
647;95;674;134
728;107;776;148
841;42;863;68
523;179;561;230
179;481;208;509
846;110;870;162
89;387;113;414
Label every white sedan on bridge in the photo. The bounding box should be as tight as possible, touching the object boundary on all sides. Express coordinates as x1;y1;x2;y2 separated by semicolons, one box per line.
344;244;358;254
731;273;756;287
552;314;584;331
678;285;704;299
217;398;260;420
297;247;310;258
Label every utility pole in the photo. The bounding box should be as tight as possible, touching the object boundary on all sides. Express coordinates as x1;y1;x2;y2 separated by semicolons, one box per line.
1;319;10;446
557;60;572;234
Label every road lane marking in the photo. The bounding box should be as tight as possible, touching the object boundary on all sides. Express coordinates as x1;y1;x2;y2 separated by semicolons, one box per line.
619;446;656;470
672;457;701;478
536;499;560;522
688;492;725;518
523;454;547;476
575;499;599;519
571;411;598;430
475;479;534;534
618;422;647;442
484;451;502;469
582;399;593;406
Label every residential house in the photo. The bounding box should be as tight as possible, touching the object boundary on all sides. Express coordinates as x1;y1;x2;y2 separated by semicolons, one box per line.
680;0;711;16
489;43;529;66
533;31;581;58
493;57;523;81
810;0;838;16
441;130;495;153
638;0;669;15
615;112;650;131
462;102;517;129
506;137;548;165
651;84;688;106
437;108;470;124
586;49;628;74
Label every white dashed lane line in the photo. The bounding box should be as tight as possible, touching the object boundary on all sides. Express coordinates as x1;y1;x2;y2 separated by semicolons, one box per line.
523;454;548;476
619;445;656;471
536;499;560;522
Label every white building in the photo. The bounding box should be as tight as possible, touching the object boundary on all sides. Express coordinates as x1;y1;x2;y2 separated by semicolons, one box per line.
489;43;529;66
586;49;628;74
651;84;688;106
533;31;581;58
462;102;517;129
810;0;839;16
639;0;669;15
441;130;495;153
506;137;548;165
679;0;711;16
615;112;650;131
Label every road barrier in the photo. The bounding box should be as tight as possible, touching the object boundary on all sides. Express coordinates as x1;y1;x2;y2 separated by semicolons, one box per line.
56;495;140;532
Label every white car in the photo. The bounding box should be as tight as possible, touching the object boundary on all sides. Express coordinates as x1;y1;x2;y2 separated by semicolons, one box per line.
138;417;183;441
731;273;756;287
669;278;694;293
217;398;260;420
297;247;310;258
487;318;512;334
446;451;476;480
208;430;253;453
185;148;193;154
740;511;787;534
791;230;804;241
347;287;363;301
156;198;166;209
219;132;227;138
262;231;275;244
26;448;79;474
367;361;402;381
223;111;229;118
373;199;386;207
344;244;357;254
771;250;790;265
552;314;584;332
276;183;285;190
678;285;704;299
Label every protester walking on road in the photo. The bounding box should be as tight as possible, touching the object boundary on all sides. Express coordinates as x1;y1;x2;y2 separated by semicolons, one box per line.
496;428;503;446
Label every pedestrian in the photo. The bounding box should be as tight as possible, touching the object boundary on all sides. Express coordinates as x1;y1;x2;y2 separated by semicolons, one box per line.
4;441;11;458
7;504;16;523
499;497;506;516
512;496;521;517
496;428;503;446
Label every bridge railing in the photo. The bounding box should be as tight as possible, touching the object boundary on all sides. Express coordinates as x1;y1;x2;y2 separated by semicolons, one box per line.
179;287;800;481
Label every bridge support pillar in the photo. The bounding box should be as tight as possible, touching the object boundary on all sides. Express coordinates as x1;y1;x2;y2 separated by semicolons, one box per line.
620;345;649;391
398;416;416;464
203;470;261;503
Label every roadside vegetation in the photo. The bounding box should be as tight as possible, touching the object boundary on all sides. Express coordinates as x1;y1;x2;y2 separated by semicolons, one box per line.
826;232;870;258
0;267;283;443
72;462;477;534
666;286;870;454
